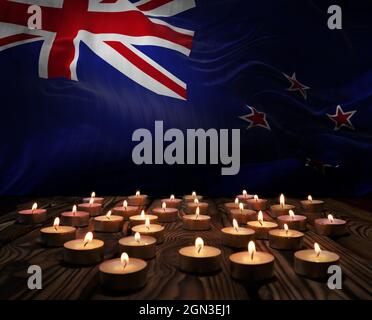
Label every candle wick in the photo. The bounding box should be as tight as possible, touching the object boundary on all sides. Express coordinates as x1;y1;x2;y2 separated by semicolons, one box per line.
54;226;58;231
259;220;263;226
83;241;88;247
146;225;150;230
197;247;202;254
123;262;127;270
251;252;254;260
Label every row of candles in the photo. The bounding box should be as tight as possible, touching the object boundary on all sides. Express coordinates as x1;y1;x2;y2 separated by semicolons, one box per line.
17;191;346;291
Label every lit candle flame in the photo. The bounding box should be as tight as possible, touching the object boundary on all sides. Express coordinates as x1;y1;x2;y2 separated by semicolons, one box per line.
254;194;259;202
308;195;313;202
145;217;150;230
91;191;96;199
140;210;145;219
314;243;321;257
234;197;239;205
195;206;200;219
248;241;256;260
123;200;128;209
192;191;196;198
31;203;37;212
106;210;112;220
83;232;93;247
239;202;244;211
72;205;77;215
89;198;94;206
280;194;285;208
284;223;289;235
195;237;204;254
134;232;141;243
289;209;295;220
170;194;175;200
53;217;60;231
233;219;239;232
136;190;140;197
258;210;263;225
121;252;129;270
328;214;334;223
242;189;247;197
162;201;166;211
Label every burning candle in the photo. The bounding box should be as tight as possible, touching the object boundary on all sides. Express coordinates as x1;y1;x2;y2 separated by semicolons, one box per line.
99;252;148;291
182;207;211;231
161;194;182;209
83;191;104;204
183;191;203;202
245;195;268;211
61;205;90;227
93;210;124;233
236;189;254;203
301;195;324;213
112;200;140;220
185;197;209;214
129;210;158;227
247;211;278;239
277;209;307;231
131;218;165;244
314;214;346;237
78;198;102;217
294;243;340;278
179;237;221;274
224;197;244;211
18;202;47;224
40;217;76;247
268;224;304;250
229;241;275;282
152;202;179;223
270;194;296;217
221;219;255;248
63;232;104;265
127;190;148;206
230;203;257;224
119;232;156;260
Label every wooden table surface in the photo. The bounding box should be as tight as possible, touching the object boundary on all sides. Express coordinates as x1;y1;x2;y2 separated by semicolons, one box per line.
0;196;371;300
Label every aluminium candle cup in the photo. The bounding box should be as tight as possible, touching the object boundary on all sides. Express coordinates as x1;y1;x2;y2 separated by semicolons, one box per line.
182;214;211;231
277;215;307;231
83;197;104;204
152;207;178;223
300;199;324;213
129;214;158;227
127;195;148;206
314;218;346;237
183;194;203;202
61;210;90;227
224;202;244;211
247;220;278;240
221;227;255;249
93;215;124;233
63;239;104;265
161;198;182;209
78;203;102;217
119;235;156;260
245;199;268;211
18;209;47;224
131;224;165;244
270;204;296;217
236;194;254;203
99;257;148;291
185;202;209;214
268;229;304;250
40;226;76;247
229;251;274;282
179;246;221;274
294;249;340;279
230;208;256;224
111;206;139;220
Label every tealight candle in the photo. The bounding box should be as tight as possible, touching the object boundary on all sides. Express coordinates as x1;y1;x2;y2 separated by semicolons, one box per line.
94;210;124;233
129;210;158;227
127;190;148;206
119;232;156;260
83;191;104;204
183;191;203;202
61;205;90;227
247;211;278;239
161;194;182;209
112;200;139;220
131;218;165;243
40;217;76;247
270;194;295;217
185;198;209;214
277;210;307;231
268;224;304;250
18;203;47;224
221;219;255;248
224;197;243;211
229;241;274;282
182;207;211;231
152;202;178;223
301;195;324;213
236;189;254;203
99;252;148;291
230;203;256;224
294;243;340;278
78;198;102;217
63;232;104;265
314;214;346;237
245;195;268;211
179;237;221;274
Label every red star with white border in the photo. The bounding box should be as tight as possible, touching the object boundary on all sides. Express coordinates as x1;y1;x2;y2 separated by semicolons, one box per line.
239;105;271;130
327;105;357;131
283;72;310;99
